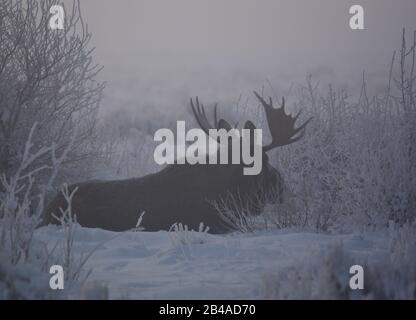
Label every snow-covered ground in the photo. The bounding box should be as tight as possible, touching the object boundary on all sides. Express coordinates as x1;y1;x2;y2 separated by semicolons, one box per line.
35;226;392;299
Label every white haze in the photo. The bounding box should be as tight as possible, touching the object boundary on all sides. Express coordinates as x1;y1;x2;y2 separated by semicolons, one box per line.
75;0;416;122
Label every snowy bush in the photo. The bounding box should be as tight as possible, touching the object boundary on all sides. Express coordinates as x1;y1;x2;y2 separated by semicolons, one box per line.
364;221;416;299
0;252;55;299
258;242;353;299
50;184;103;288
283;71;415;231
212;187;297;233
0;0;107;192
258;222;416;299
0;123;71;266
0;125;100;299
230;29;416;233
0;0;112;299
168;222;210;260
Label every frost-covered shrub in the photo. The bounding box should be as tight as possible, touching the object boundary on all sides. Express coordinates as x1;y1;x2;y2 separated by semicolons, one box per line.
259;243;355;299
94;122;159;180
50;184;99;287
0;0;104;185
0;124;70;266
169;222;210;245
168;222;210;259
0;125;97;299
208;30;415;234
267;30;416;232
258;222;416;299
0;252;55;299
212;187;297;233
365;221;416;299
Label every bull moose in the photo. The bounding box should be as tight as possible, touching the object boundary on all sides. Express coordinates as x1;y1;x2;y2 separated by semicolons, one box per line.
43;91;311;233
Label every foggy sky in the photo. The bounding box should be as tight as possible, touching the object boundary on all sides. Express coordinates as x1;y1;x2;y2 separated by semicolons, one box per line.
79;0;415;76
72;0;416;115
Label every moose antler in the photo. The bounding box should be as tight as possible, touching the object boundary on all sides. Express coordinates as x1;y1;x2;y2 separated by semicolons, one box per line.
191;93;311;150
190;97;218;136
254;91;311;151
191;97;235;142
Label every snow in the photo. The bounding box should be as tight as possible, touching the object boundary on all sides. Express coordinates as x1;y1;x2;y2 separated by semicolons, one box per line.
34;225;391;299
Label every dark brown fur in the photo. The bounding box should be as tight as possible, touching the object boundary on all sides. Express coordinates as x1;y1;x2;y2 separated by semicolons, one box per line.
43;93;309;233
43;159;282;233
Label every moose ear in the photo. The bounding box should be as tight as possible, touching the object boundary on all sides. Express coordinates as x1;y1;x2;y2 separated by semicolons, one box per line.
218;119;232;131
244;120;256;131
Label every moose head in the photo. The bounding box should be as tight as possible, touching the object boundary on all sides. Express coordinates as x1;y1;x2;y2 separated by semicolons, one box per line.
190;91;311;172
43;91;311;233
